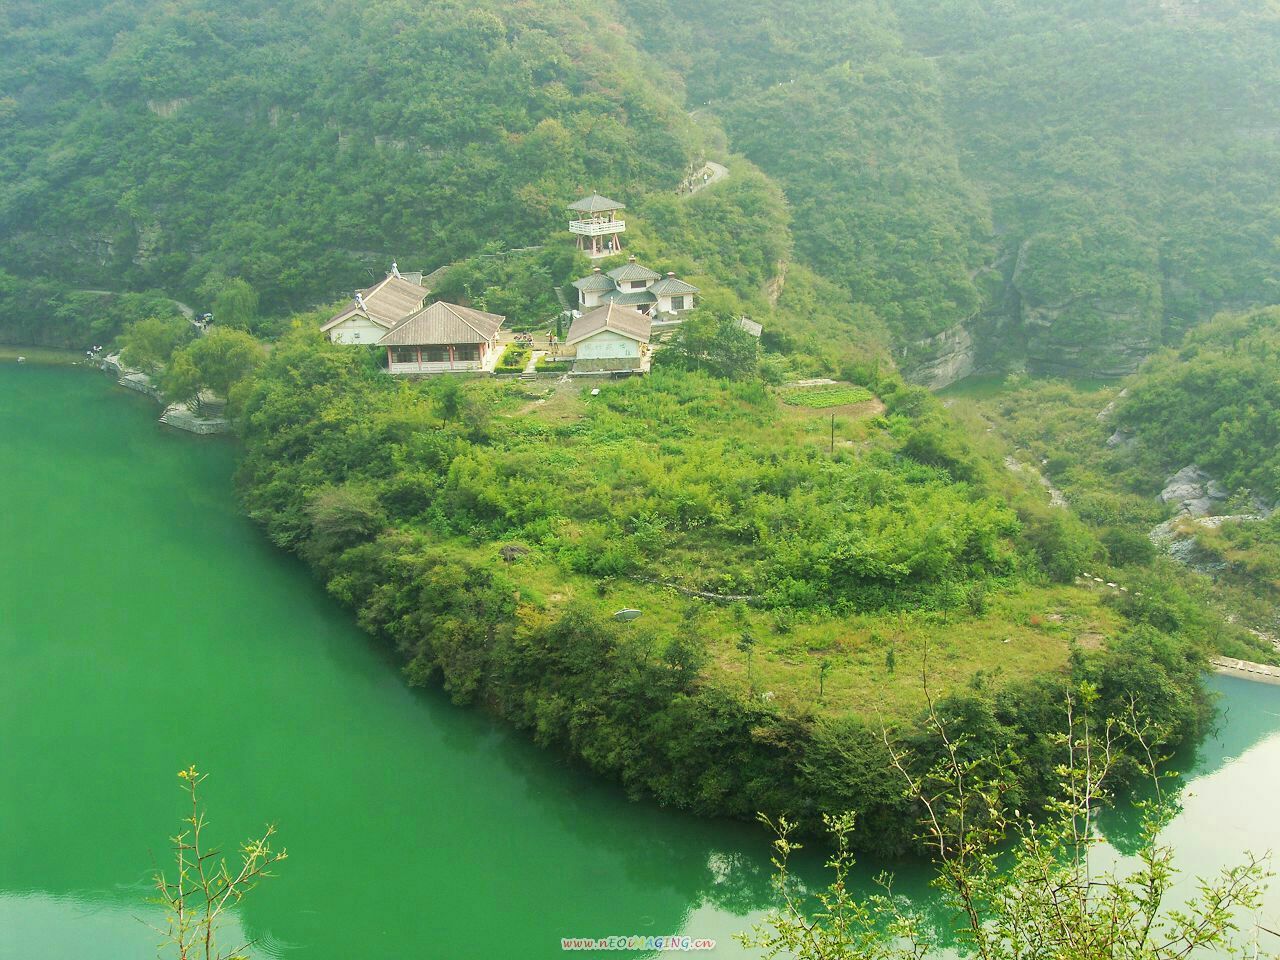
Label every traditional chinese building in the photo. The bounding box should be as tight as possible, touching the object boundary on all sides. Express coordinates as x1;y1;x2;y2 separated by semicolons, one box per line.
567;194;626;259
565;302;652;374
570;256;698;317
321;264;428;344
378;301;505;375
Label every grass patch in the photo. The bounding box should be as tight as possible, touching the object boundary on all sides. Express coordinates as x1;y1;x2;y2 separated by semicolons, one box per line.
782;384;875;408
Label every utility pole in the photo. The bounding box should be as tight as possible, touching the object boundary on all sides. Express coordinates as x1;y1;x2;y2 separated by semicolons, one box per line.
830;414;835;454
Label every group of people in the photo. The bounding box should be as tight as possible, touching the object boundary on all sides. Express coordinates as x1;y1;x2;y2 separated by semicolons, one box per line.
511;332;558;347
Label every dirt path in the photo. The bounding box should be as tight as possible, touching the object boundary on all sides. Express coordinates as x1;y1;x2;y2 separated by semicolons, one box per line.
75;289;194;321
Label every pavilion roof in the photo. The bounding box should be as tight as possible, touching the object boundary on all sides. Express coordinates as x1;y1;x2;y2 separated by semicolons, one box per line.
649;276;699;296
568;193;626;214
378;301;505;346
572;271;617;292
607;258;661;283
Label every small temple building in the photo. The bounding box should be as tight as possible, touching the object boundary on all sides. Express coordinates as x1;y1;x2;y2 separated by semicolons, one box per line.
565;302;652;374
321;264;428;344
378;301;505;375
570;256;699;318
567;194;626;259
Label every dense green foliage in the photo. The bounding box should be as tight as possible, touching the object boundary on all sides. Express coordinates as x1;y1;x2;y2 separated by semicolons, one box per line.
1119;307;1280;503
629;0;993;342
0;269;182;348
8;0;1279;377
630;0;1280;374
0;0;697;315
228;332;1215;850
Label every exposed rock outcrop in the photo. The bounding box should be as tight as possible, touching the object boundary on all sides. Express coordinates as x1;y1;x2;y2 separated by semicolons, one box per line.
1158;464;1229;517
902;320;977;390
1148;516;1229;574
1096;389;1129;423
1105;429;1136;449
1020;297;1157;378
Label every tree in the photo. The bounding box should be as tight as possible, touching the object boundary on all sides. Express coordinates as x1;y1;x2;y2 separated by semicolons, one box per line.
304;482;386;562
660;310;761;379
163;328;262;412
119;316;194;376
737;631;757;687
211;279;260;331
741;686;1272;959
151;766;287;960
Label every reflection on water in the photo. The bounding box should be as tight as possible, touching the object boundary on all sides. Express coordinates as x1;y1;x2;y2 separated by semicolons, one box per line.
3;368;1280;959
0;891;263;959
1095;676;1280;941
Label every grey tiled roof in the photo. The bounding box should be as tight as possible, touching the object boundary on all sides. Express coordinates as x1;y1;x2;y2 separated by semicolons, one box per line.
568;193;625;214
359;274;430;321
606;260;661;283
321;271;428;332
604;289;657;307
649;276;699;296
567;303;652;345
572;272;617;292
378;301;505;346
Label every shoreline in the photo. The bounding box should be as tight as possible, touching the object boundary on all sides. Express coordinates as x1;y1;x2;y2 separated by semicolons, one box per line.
1211;657;1280;686
3;344;232;436
0;345;91;367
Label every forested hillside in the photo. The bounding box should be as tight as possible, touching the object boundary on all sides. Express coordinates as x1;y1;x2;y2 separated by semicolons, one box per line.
0;0;697;317
628;0;1280;380
4;0;1278;378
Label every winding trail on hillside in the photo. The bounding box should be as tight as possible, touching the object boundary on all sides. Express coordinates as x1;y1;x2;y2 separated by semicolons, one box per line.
680;161;729;197
75;288;195;321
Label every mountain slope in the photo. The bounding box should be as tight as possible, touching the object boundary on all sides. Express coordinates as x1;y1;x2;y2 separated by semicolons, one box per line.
0;0;698;313
627;0;1280;379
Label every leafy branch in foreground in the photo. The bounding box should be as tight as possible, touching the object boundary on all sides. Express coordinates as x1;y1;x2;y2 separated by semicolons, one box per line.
149;766;287;960
742;684;1274;959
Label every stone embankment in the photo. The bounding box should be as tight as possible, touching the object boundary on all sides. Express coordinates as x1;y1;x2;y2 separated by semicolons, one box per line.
100;353;231;436
1212;657;1280;685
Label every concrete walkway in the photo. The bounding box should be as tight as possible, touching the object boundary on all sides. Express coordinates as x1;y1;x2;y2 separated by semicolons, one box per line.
681;161;729;196
1212;657;1280;685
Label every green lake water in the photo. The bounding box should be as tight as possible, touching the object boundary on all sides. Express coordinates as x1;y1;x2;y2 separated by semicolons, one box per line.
3;365;1280;958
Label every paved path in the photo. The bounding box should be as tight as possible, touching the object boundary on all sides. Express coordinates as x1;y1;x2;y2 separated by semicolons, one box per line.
1212;657;1280;685
681;161;729;197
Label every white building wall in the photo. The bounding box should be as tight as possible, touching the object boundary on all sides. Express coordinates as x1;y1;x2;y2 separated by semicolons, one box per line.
328;317;387;344
575;329;642;360
656;294;695;315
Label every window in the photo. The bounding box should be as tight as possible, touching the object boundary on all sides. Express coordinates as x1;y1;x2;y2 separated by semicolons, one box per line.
630;280;647;290
390;347;417;364
454;344;481;362
423;346;449;363
671;296;686;311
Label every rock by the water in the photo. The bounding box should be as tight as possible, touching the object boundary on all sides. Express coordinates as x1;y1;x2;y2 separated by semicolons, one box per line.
159;403;230;435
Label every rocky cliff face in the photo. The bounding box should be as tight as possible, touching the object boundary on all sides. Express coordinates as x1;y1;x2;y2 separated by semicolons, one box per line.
1020;296;1158;378
901;320;979;390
